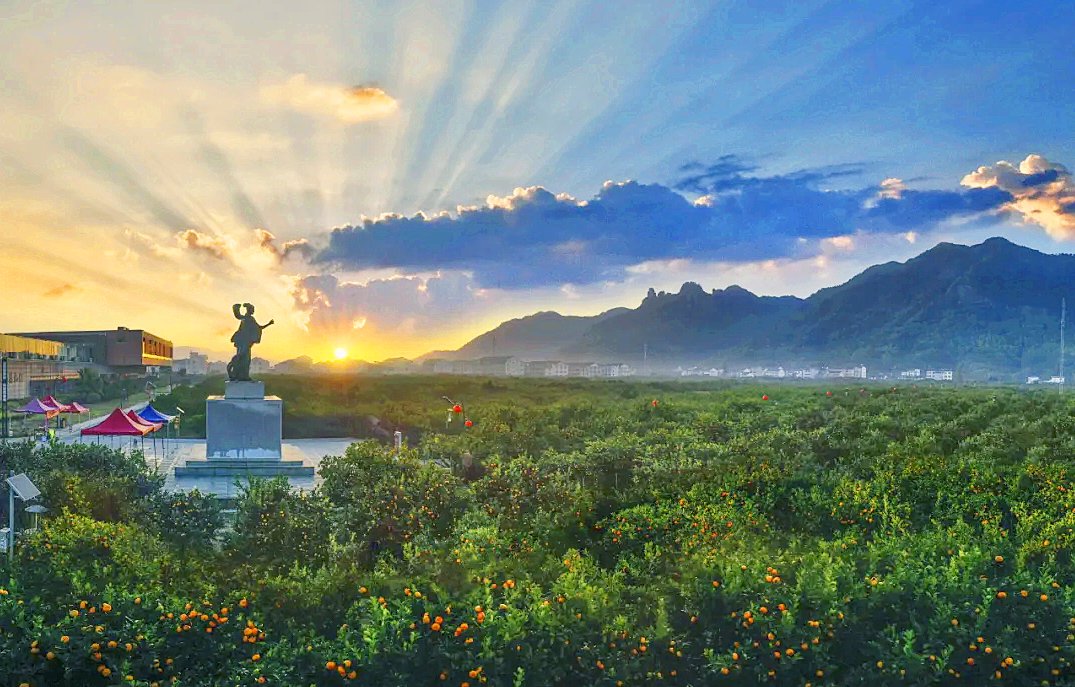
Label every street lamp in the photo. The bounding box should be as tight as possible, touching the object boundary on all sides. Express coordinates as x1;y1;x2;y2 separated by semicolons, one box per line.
25;504;48;532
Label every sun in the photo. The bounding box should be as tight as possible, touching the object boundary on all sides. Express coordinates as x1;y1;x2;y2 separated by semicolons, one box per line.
333;347;348;360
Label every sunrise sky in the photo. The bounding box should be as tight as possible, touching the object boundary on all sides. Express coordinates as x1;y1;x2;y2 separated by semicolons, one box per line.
2;1;1074;362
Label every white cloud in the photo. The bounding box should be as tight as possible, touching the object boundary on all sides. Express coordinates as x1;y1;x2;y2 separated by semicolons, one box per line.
175;229;234;261
485;186;581;211
878;177;905;199
261;74;399;124
822;235;856;252
961;154;1075;239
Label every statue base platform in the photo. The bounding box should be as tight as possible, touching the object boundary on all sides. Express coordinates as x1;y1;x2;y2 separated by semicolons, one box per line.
224;380;266;399
206;392;283;459
173;382;314;479
174;459;314;478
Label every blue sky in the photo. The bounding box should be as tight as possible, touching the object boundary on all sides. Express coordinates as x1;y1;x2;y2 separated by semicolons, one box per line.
0;1;1073;360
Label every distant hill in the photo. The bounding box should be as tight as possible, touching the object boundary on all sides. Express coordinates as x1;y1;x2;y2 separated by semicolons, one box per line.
430;237;1073;378
421;308;628;361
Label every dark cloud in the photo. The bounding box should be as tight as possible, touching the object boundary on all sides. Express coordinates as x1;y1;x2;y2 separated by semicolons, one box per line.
1023;169;1061;187
674;155;760;193
864;188;1011;229
674;155;862;194
317;158;1013;288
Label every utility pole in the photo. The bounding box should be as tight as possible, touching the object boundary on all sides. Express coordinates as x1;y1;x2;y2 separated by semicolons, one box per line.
1;356;8;439
6;472;13;564
643;343;649;377
1061;298;1066;395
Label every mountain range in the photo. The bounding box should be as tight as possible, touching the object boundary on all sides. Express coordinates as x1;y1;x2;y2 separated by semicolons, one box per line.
425;237;1073;379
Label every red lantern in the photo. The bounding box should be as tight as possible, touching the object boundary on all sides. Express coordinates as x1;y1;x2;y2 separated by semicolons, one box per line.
452;404;463;414
761;395;769;401
651;399;659;407
464;419;473;428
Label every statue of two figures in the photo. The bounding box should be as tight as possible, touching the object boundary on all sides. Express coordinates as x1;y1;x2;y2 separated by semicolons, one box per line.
227;303;274;382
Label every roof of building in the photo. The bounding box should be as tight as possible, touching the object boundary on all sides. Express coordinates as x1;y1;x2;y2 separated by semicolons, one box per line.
0;333;64;357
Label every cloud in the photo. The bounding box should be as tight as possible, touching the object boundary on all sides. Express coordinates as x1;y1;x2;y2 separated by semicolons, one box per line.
862;177;906;208
43;283;78;298
961;154;1075;239
291;272;479;337
821;235;856;252
317;157;1012;289
176;229;233;261
261;74;399;124
125;229;178;259
878;177;906;200
255;228;314;261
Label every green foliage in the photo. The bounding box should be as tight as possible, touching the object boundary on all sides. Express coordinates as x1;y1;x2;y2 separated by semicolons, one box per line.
226;477;332;574
5;380;1075;686
144;489;223;553
16;512;171;600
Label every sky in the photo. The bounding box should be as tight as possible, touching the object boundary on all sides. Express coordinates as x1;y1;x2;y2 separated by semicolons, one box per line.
1;0;1073;362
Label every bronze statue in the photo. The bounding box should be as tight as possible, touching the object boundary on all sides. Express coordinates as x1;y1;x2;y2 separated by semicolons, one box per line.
227;303;274;381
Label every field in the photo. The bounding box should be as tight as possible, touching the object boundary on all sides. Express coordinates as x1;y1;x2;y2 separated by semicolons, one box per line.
2;379;1075;686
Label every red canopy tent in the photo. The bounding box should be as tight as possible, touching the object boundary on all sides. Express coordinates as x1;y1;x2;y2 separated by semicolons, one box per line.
81;408;151;437
42;395;71;412
67;402;90;414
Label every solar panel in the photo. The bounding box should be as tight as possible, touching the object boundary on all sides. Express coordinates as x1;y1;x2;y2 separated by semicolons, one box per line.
5;473;41;501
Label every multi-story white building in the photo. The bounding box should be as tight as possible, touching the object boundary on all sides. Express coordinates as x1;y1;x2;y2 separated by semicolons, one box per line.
828;365;868;379
475;356;525;376
250;357;271;375
925;369;954;381
600;363;633;377
759;367;786;378
525;360;570;377
173;351;209;376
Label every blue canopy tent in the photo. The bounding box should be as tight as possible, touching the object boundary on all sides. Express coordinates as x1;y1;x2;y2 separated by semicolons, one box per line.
137;404;176;461
137;405;174;424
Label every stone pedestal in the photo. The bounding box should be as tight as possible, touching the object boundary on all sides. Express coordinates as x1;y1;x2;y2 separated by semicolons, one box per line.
173;381;314;479
207;382;282;458
221;380;267;399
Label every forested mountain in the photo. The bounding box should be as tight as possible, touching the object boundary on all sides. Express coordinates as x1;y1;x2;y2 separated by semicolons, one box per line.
436;237;1072;377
